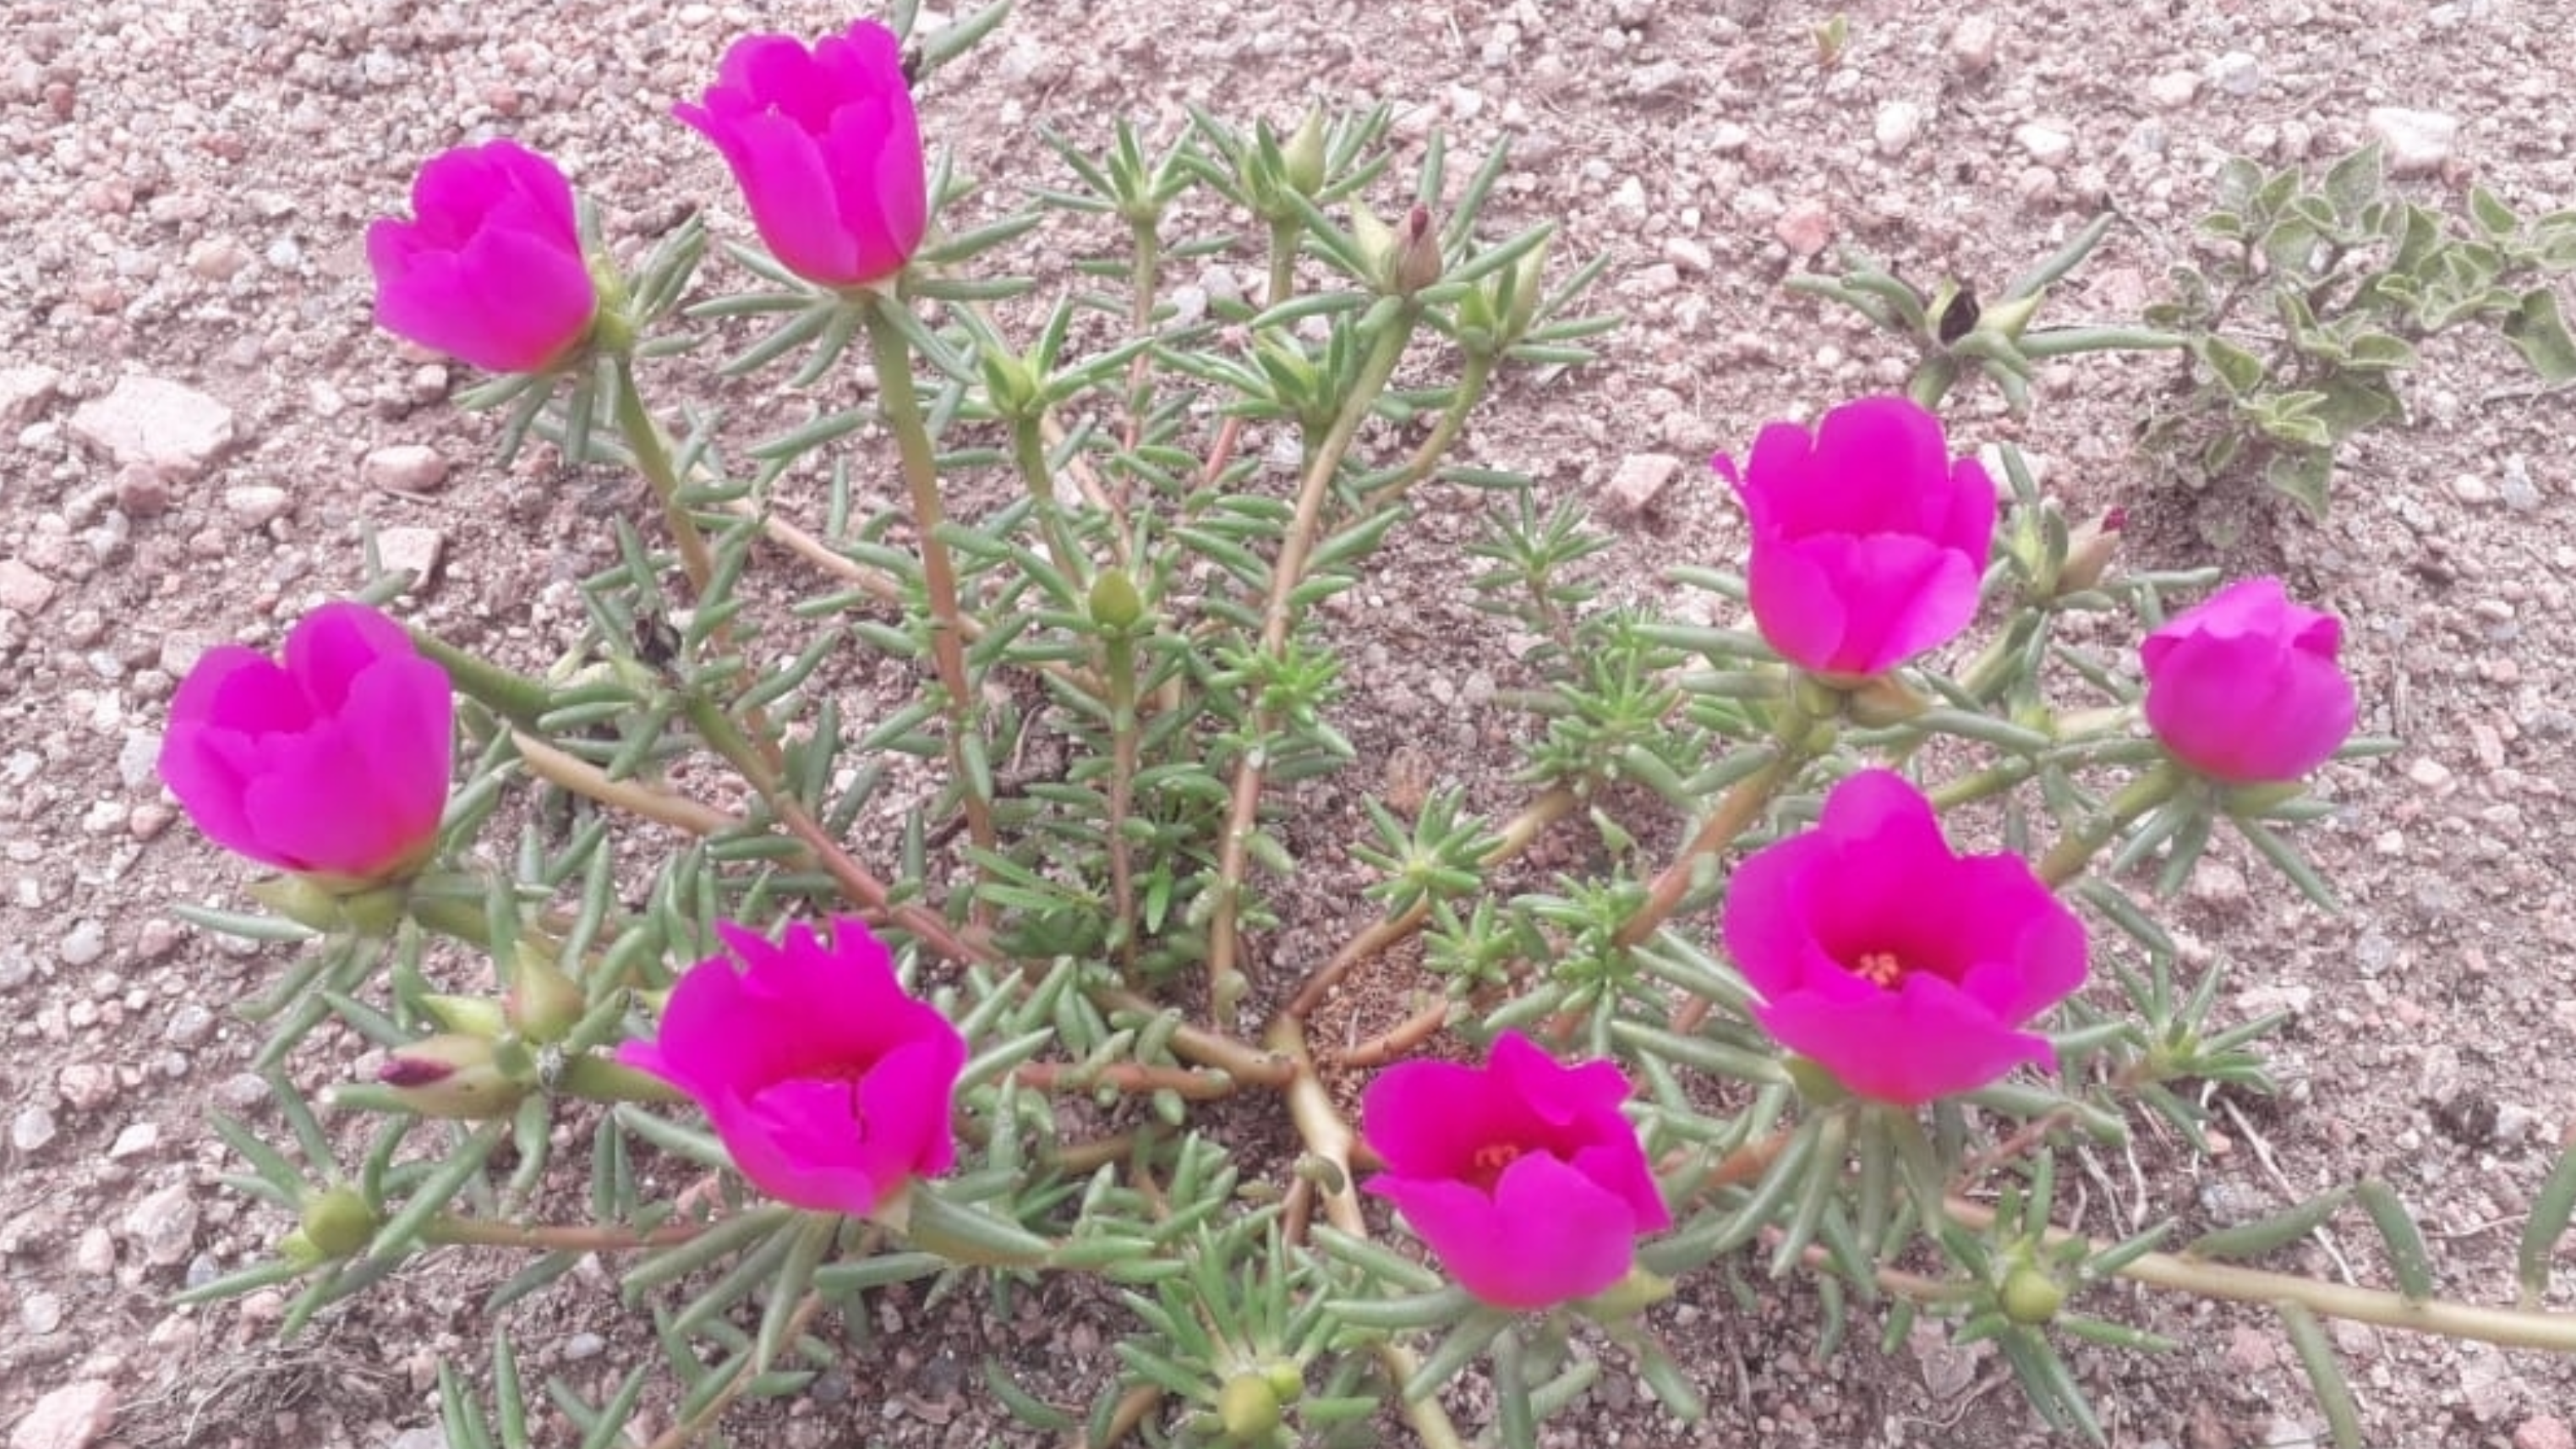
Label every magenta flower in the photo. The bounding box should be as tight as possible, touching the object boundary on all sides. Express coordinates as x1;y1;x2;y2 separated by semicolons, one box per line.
677;19;927;289
156;602;454;884
1360;1033;1671;1310
2141;577;2358;785
619;918;964;1218
1714;395;1996;677
1722;771;2086;1106
365;139;597;373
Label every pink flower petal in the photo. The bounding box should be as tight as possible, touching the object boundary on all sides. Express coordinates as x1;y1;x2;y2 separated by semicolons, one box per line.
1367;1153;1644;1309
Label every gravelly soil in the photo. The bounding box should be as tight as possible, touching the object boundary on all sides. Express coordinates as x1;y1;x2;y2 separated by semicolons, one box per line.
4;2;2575;1446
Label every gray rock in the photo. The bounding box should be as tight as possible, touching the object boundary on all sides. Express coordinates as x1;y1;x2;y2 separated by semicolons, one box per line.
0;365;60;429
10;1104;57;1153
0;559;57;615
125;1182;200;1266
2207;50;2262;98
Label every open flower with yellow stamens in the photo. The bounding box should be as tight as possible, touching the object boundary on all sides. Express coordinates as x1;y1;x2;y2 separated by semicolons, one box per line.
1721;770;2087;1106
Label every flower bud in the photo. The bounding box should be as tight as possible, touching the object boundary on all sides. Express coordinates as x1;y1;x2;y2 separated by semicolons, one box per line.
1393;205;1443;296
1974;290;2045;344
2000;1264;2067;1325
1216;1373;1283;1441
981;342;1042;419
1282;107;1329;198
419;992;509;1040
300;1186;381;1259
506;943;587;1043
1259;1359;1304;1405
379;1034;528;1120
2054;507;2125;598
1088;568;1146;632
276;1229;329;1269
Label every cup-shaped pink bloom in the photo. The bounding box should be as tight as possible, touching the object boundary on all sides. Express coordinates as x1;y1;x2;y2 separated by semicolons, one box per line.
1714;395;1996;677
619;918;964;1218
677;20;927;289
1722;770;2086;1106
365;139;597;373
1360;1032;1671;1310
156;602;454;883
2141;577;2358;785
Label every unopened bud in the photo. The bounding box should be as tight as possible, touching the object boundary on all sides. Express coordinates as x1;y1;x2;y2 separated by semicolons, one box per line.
1088;568;1146;632
1974;290;2045;344
506;944;586;1043
419;992;509;1039
2054;507;2125;597
379;1034;528;1120
1502;236;1551;341
1393;205;1443;296
1216;1373;1283;1441
1282;107;1329;198
2000;1264;2067;1325
981;343;1042;418
1260;1359;1304;1405
276;1228;329;1268
300;1187;381;1259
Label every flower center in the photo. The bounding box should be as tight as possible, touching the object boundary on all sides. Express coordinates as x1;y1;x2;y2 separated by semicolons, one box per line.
1468;1141;1524;1193
1852;950;1906;989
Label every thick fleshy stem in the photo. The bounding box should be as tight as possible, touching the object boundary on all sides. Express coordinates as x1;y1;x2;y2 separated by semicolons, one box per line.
1206;303;1424;1030
1943;1198;2576;1353
1282;787;1578;1022
608;352;716;599
1622;745;1797;954
2034;763;2181;889
1270;1015;1468;1449
861;296;998;867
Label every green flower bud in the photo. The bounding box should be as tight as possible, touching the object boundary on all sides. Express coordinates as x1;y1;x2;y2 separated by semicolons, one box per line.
1260;1359;1304;1405
276;1228;329;1269
419;992;509;1040
1216;1373;1283;1442
300;1187;381;1259
1087;568;1146;632
506;943;586;1043
2054;508;2125;598
1974;290;2045;344
1282;107;1329;198
2001;1264;2067;1325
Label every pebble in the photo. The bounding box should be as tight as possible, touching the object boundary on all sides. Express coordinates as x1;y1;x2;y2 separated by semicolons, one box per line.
22;1291;64;1335
0;364;61;429
108;1122;159;1158
2450;472;2494;506
1660;237;1713;273
1775;200;1835;258
125;1182;200;1266
7;1381;117;1449
66;375;238;477
2516;1415;2575;1449
58;1064;116;1111
58;919;106;967
1947;14;1999;74
74;1228;115;1277
378;527;446;593
2407;757;2455;793
222;485;291;528
2368;106;2459;177
2207;50;2262;98
362;442;450;493
2147;70;2200;109
2499;454;2540;511
1603;453;1682;516
0;559;57;615
1875;101;1925;156
12;1105;57;1153
2015;122;2074;166
164;1003;216;1046
563;1331;607;1360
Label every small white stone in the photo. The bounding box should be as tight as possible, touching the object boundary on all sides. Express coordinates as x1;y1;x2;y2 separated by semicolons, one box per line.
1660;237;1714;273
2207;50;2262;98
67;375;238;477
1875;101;1925;156
0;559;57;615
361;443;450;494
2015;122;2075;165
107;1122;160;1158
7;1380;116;1449
378;527;447;594
2407;757;2455;793
1947;14;1999;74
2368;106;2460;177
2147;70;2200;109
222;484;291;528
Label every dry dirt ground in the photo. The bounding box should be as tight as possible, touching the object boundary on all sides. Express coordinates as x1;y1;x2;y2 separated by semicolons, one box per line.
6;1;2576;1446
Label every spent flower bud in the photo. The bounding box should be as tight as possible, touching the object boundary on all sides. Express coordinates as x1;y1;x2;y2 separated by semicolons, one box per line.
1393;205;1444;296
1216;1373;1284;1441
379;1034;528;1120
506;943;586;1042
2001;1263;2068;1325
1088;568;1146;632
